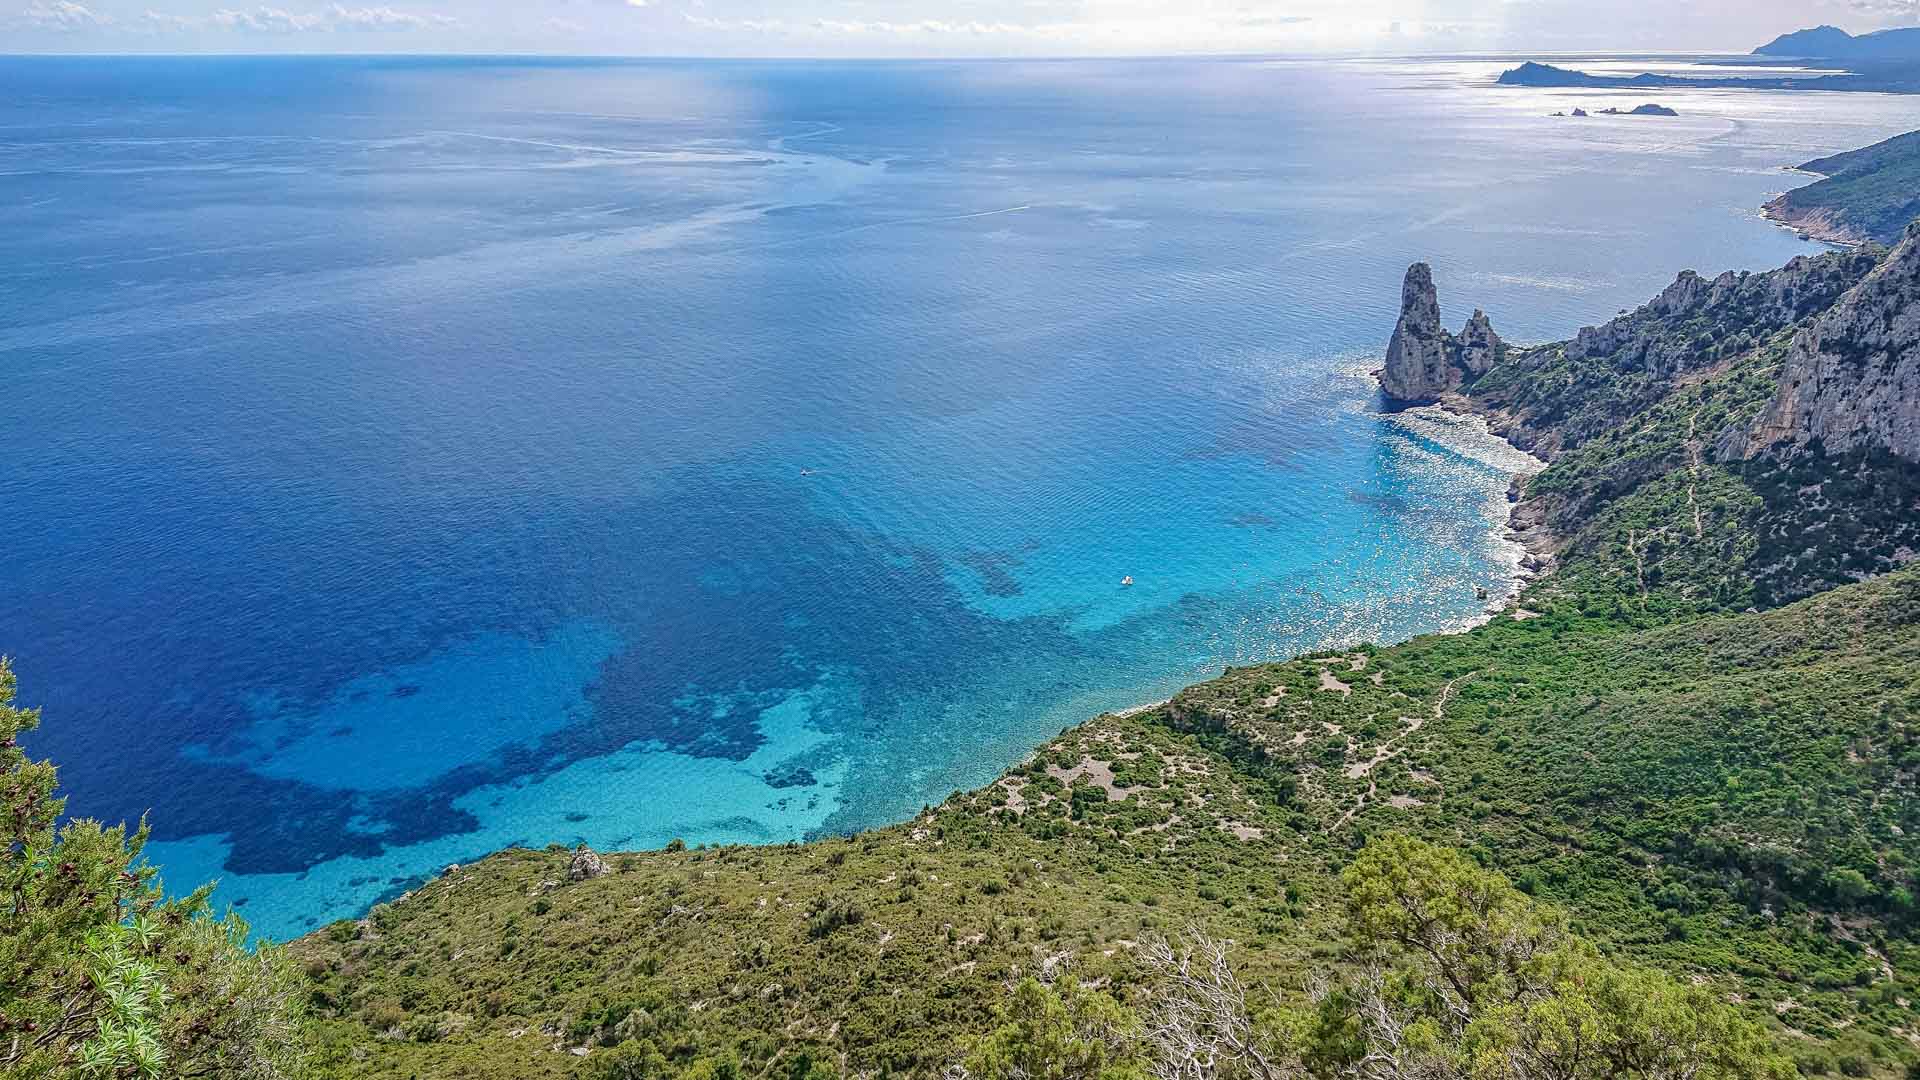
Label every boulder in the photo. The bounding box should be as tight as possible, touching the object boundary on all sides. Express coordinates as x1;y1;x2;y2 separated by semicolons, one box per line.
568;846;610;882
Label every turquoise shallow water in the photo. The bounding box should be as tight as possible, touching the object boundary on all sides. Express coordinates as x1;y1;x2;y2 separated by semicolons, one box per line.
2;54;1913;939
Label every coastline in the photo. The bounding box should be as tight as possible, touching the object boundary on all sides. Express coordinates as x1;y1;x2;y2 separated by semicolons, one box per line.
1440;394;1562;593
1385;396;1559;619
1761;189;1870;248
1095;391;1560;724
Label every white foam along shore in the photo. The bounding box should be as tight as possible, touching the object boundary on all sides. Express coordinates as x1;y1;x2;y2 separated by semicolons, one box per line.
1092;395;1550;725
1381;402;1551;623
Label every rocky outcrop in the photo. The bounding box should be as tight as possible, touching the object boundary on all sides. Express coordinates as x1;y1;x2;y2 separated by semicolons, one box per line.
1726;222;1920;462
1564;251;1881;379
1381;264;1452;401
1457;310;1503;375
568;846;609;882
1380;264;1503;403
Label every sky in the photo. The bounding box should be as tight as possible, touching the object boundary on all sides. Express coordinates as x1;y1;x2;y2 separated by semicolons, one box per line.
4;0;1919;58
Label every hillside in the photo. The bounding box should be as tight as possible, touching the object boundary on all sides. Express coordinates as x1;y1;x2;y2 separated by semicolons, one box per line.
1766;129;1920;246
1755;25;1920;62
284;229;1920;1079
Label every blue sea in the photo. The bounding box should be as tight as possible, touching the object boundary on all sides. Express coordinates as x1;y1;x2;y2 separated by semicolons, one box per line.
3;54;1913;939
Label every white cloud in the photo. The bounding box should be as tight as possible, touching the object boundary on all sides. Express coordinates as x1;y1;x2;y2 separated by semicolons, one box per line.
187;2;451;31
328;4;454;29
139;6;198;28
18;0;113;28
545;14;583;31
681;9;1316;45
1846;0;1920;17
211;6;322;31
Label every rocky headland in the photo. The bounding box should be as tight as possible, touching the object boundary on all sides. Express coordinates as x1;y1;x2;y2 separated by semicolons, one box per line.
1382;214;1920;611
1762;127;1920;247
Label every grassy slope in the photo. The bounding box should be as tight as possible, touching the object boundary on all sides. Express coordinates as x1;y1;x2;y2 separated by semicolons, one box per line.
292;248;1920;1079
1774;128;1920;245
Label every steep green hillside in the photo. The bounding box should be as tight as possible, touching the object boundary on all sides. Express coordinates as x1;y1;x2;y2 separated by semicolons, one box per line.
285;234;1920;1079
1465;244;1920;613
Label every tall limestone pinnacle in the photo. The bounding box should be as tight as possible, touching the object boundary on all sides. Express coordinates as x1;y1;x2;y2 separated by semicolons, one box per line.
1380;262;1503;403
1727;220;1920;463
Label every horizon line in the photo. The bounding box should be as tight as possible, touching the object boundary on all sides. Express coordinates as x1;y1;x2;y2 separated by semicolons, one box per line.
0;47;1765;62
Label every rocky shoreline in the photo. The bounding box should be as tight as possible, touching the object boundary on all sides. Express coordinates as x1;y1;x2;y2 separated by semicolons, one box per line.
1434;396;1561;609
1762;191;1871;247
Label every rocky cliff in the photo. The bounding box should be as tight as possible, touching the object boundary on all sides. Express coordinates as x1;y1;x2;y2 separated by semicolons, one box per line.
1566;254;1875;378
1456;247;1883;459
1379;263;1503;403
1728;221;1920;462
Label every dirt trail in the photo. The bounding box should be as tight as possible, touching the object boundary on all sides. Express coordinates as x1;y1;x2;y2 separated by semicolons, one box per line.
1684;406;1705;540
1626;529;1650;607
1333;674;1472;829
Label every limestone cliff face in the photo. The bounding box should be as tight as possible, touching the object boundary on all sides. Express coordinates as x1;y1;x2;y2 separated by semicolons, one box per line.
1729;222;1920;463
1381;263;1502;403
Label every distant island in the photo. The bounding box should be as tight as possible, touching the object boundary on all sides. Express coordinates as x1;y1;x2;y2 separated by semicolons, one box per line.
1550;103;1674;117
1765;127;1920;245
1754;24;1920;61
1498;24;1920;94
1498;59;1920;93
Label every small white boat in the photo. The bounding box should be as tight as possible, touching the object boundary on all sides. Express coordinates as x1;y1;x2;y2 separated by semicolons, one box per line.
1121;576;1135;587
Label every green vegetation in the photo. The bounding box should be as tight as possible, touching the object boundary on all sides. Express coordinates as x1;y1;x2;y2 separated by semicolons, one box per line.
963;978;1143;1080
1310;837;1794;1080
1776;130;1920;245
0;657;305;1079
962;836;1795;1080
1465;244;1917;613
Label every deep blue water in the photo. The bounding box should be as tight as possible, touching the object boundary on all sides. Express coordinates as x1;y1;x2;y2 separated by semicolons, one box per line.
3;54;1913;939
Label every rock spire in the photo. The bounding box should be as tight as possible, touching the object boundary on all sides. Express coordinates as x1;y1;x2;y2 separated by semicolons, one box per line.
1380;263;1503;403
